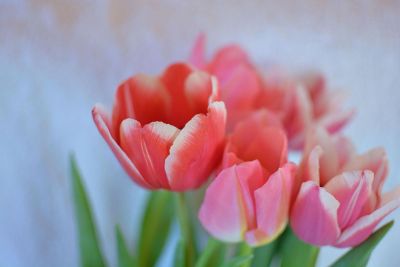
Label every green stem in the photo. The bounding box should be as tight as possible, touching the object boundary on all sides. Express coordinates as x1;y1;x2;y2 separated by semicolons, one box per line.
176;192;196;267
238;242;253;267
251;238;279;267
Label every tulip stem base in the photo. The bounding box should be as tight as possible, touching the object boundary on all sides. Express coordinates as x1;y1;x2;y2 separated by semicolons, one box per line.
176;192;196;267
237;242;253;267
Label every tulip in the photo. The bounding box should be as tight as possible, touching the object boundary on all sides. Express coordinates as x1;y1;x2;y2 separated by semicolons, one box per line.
221;109;286;176
189;34;354;147
199;112;295;246
189;34;263;130
257;71;355;149
291;127;400;247
92;63;227;191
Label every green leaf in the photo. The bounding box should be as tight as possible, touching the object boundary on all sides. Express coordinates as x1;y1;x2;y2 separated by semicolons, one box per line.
137;190;174;267
174;239;186;267
221;255;254;267
251;238;279;267
280;227;319;267
70;156;106;267
330;221;394;267
195;238;226;267
116;225;137;267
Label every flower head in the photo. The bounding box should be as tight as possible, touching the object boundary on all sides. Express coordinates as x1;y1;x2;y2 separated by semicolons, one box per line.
199;113;295;246
189;34;263;130
290;127;400;247
92;63;227;191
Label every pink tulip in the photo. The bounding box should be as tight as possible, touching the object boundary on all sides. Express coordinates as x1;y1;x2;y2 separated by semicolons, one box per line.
92;63;227;191
291;127;400;247
199;111;295;246
189;34;263;130
199;160;296;246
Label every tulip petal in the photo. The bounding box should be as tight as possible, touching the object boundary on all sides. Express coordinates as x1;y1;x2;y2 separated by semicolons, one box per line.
246;163;296;246
299;72;325;107
220;64;260;118
120;119;179;189
230;110;283;152
333;135;355;169
229;110;286;174
303;127;339;185
325;171;373;229
198;164;249;242
305;146;323;184
291;181;340;246
286;85;313;149
184;71;213;114
161;63;197;128
235;161;266;230
343;148;388;194
189;33;206;69
111;74;170;139
381;186;400;206
92;105;153;189
335;195;400;247
165;101;226;191
242;127;287;175
208;45;250;82
319;108;355;135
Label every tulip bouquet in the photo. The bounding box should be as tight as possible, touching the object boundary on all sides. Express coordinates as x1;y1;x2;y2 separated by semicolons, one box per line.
71;34;400;267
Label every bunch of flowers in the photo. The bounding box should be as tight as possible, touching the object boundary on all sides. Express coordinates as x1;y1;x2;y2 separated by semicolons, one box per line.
71;34;400;267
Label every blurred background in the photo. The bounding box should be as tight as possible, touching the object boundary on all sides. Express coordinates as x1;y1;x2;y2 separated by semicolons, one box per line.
1;1;399;266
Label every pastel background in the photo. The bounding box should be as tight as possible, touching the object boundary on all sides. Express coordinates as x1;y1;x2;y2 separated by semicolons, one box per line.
1;1;399;266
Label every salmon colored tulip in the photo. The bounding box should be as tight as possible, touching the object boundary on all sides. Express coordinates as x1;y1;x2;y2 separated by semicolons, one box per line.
221;109;286;176
92;63;227;191
189;34;263;130
189;34;353;148
257;71;355;149
291;127;400;247
199;112;295;246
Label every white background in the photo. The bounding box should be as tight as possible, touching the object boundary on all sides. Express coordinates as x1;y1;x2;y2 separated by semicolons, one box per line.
1;1;399;266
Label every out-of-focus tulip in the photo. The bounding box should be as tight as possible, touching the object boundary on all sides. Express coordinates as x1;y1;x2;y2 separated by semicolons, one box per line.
92;63;227;191
291;127;400;247
189;34;263;130
199;112;295;246
189;35;354;148
257;71;355;149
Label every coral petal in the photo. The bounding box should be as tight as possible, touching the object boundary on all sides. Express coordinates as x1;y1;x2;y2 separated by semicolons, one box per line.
92;105;153;189
229;110;287;174
111;74;169;139
185;71;213;114
161;63;195;128
189;33;206;68
120;119;179;189
208;45;250;82
165;102;226;191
